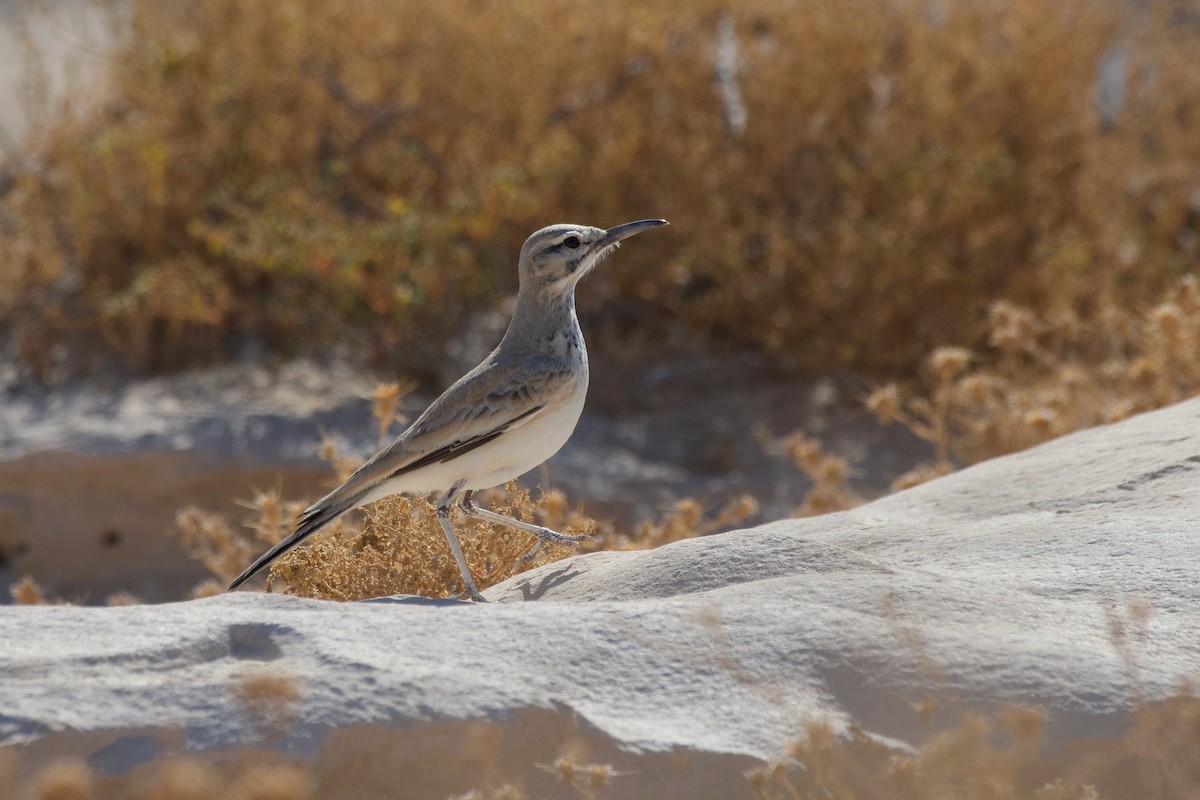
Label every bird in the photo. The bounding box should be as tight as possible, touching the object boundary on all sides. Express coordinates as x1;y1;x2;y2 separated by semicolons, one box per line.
229;218;669;600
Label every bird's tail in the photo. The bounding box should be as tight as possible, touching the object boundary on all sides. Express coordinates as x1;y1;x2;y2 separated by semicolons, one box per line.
227;490;365;591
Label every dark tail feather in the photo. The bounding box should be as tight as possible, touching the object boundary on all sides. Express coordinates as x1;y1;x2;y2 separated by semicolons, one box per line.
227;494;362;591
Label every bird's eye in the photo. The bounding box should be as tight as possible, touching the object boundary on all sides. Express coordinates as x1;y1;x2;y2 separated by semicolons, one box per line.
562;236;581;249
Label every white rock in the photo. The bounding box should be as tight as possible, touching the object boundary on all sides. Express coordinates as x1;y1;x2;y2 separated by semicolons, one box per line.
2;397;1198;796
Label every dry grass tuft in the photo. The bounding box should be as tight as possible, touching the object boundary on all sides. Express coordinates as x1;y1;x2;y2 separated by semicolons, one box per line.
189;579;225;599
175;491;310;587
3;693;1198;798
172;378;763;600
263;482;597;601
11;573;49;605
747;693;1200;800
781;432;856;516
224;764;315;800
232;671;303;735
869;276;1200;482
26;757;95;800
450;786;528;800
179;473;760;601
173;383;600;600
536;755;632;797
132;757;220;800
370;380;416;446
104;591;142;607
620;494;758;551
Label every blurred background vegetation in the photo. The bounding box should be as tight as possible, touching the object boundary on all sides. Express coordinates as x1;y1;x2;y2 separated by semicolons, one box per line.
2;0;1197;389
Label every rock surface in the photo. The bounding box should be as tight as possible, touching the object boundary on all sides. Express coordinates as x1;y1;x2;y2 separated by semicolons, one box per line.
2;398;1198;796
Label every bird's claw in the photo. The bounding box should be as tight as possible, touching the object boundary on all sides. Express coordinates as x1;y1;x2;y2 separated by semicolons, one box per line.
535;529;597;549
515;530;596;569
451;585;488;603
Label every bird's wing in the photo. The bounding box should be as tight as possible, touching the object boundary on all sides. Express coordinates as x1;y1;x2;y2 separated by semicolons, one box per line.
356;353;579;486
228;354;579;591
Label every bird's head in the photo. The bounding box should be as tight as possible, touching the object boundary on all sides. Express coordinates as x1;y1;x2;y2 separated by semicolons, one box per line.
516;219;668;301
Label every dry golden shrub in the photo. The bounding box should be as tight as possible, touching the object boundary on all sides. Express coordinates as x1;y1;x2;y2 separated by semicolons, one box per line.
176;427;601;600
870;276;1200;480
3;0;1197;381
781;432;856;517
748;693;1200;800
189;579;225;599
450;787;528;800
264;483;597;601
11;574;49;605
537;756;632;794
620;494;758;550
174;379;762;600
3;688;1198;798
181;476;761;601
104;592;143;607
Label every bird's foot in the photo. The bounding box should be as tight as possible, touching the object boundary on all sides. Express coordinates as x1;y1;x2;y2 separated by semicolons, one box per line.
515;530;596;568
515;542;543;568
451;585;489;603
533;528;597;549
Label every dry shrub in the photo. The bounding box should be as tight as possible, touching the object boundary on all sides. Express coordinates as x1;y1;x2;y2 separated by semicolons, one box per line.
104;591;142;607
189;579;225;599
175;491;309;587
264;482;596;601
11;573;50;605
870;276;1200;482
620;494;758;550
4;695;1197;798
173;376;763;600
748;694;1200;800
171;388;598;600
182;475;762;600
3;0;1197;381
781;432;856;517
183;479;761;600
450;787;527;800
537;756;633;798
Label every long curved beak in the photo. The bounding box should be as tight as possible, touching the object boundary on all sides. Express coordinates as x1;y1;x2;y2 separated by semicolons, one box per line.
598;219;669;249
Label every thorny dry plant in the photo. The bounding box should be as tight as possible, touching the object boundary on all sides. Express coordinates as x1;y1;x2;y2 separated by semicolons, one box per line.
10;574;144;607
779;431;856;517
865;276;1200;490
174;381;756;601
747;596;1200;800
619;494;759;551
232;670;304;737
5;642;1199;799
5;753;318;800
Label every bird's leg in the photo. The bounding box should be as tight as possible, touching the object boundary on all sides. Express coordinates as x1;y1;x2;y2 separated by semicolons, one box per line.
459;490;596;567
437;486;486;602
